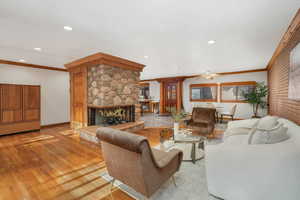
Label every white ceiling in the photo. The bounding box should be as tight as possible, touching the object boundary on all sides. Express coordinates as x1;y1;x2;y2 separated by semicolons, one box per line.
0;0;299;79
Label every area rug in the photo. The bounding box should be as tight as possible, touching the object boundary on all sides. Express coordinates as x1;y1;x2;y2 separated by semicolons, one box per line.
100;159;221;200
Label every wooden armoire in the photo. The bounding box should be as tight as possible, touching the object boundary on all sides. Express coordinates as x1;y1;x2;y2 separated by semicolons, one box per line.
0;84;40;135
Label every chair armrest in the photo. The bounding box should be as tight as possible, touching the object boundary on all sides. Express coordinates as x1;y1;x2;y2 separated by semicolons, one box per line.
152;148;183;169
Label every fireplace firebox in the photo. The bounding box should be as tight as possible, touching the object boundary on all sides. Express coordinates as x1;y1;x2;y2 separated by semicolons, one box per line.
88;105;135;126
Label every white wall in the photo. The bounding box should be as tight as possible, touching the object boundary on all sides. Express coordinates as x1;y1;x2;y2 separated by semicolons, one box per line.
149;81;160;101
0;64;70;125
183;71;268;119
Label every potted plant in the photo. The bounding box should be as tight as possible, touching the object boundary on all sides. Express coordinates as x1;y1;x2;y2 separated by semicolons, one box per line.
166;107;188;135
243;82;268;118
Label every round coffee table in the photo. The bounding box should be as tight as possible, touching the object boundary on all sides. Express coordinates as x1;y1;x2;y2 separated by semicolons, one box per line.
173;130;206;164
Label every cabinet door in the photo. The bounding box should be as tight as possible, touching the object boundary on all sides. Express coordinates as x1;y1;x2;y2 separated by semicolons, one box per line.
23;85;40;121
1;84;23;123
70;67;87;129
0;85;1;123
72;71;85;124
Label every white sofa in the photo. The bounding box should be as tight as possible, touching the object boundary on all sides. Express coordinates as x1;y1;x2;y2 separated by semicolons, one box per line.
205;118;300;200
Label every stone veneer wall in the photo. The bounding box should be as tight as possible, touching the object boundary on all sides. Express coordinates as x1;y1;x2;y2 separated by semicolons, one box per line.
87;64;141;120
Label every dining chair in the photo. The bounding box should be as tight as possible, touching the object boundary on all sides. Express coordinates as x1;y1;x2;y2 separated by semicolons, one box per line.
220;104;237;123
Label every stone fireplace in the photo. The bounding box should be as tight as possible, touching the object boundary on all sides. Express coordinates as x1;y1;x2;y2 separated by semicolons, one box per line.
87;63;141;124
88;64;140;106
65;52;145;129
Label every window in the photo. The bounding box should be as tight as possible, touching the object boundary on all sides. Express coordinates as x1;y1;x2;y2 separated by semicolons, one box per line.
139;82;150;99
220;81;256;102
190;84;218;102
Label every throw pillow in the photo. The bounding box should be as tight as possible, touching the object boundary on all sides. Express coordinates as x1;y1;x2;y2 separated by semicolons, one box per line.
257;116;279;130
248;123;289;144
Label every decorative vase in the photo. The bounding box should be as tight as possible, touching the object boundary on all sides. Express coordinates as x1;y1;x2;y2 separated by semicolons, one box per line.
174;122;179;136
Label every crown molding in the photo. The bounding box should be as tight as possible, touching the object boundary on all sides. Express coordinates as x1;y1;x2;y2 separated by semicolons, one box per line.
0;59;67;72
267;9;300;70
141;68;267;82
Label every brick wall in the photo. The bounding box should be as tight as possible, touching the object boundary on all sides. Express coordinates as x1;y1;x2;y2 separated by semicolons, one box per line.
268;26;300;125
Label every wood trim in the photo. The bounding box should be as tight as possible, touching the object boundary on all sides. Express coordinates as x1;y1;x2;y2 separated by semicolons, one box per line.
190;99;218;102
87;104;136;109
65;52;145;72
155;76;188;82
220;81;257;86
218;68;267;75
159;82;165;114
267;9;300;70
220;81;256;103
189;83;218;102
139;82;150;87
41;122;70;129
190;83;218;87
220;100;248;103
82;67;88;127
177;81;183;111
0;59;67;72
141;68;267;82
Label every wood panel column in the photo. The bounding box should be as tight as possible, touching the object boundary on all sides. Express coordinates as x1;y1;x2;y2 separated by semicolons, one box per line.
159;81;166;114
176;80;183;111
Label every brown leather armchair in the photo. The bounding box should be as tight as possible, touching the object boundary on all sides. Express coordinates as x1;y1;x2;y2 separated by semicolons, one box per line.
96;127;183;198
186;107;216;136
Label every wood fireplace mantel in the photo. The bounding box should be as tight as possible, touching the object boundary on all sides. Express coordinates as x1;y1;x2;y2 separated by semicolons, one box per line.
88;104;136;109
65;52;145;72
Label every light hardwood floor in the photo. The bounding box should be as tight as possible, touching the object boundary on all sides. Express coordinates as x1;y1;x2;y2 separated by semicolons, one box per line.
0;124;137;200
0;124;223;200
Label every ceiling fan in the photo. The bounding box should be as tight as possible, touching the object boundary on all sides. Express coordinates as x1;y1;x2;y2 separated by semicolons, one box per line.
199;70;220;80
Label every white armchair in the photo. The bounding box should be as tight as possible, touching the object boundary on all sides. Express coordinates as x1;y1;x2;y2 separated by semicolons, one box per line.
205;118;300;200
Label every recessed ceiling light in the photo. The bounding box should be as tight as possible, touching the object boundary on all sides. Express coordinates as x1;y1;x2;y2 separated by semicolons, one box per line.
64;26;73;31
19;59;26;63
144;55;149;59
34;47;42;51
208;40;216;44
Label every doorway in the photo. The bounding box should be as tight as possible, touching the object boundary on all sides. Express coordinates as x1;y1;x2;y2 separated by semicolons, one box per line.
159;79;183;114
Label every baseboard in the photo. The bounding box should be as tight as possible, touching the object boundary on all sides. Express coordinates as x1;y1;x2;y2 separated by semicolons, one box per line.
41;122;70;129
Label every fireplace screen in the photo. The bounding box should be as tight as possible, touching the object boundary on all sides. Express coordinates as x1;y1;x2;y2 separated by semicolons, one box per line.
88;105;135;126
